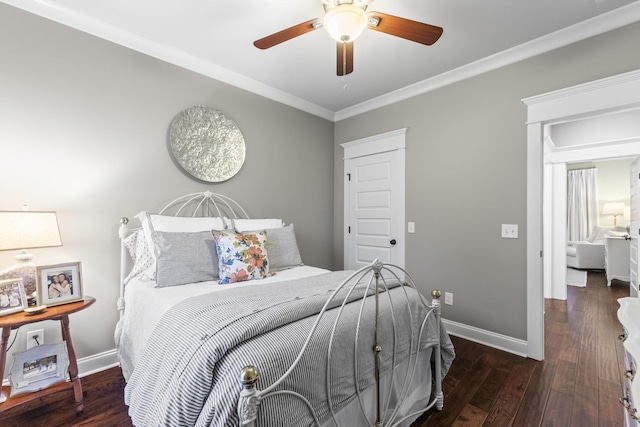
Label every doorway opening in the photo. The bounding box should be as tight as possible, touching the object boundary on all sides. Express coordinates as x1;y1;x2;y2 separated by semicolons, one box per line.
524;69;640;360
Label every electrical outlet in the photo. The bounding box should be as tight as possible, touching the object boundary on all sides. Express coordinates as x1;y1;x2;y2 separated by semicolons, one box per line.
501;224;519;239
26;329;44;350
445;292;453;306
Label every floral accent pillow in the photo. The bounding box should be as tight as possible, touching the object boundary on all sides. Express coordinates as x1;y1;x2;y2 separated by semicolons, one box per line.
211;230;269;284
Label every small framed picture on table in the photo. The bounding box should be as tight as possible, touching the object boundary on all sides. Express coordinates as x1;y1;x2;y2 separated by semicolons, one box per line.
36;262;83;307
10;342;70;396
0;278;27;317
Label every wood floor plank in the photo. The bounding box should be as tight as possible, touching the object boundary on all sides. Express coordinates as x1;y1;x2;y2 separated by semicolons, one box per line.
599;345;623;385
451;404;488;427
482;357;537;427
420;351;499;426
599;379;625;427
469;368;510;412
511;359;556;427
542;390;573;427
551;359;576;396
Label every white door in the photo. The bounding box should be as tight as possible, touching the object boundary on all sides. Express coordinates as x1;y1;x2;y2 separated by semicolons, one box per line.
630;157;639;297
343;130;405;269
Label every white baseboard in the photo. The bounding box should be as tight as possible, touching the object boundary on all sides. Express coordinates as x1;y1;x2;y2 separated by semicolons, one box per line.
77;349;120;378
3;348;119;387
442;319;528;358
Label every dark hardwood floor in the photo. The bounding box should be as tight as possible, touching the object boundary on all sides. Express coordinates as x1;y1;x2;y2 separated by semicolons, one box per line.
2;270;629;427
414;270;628;427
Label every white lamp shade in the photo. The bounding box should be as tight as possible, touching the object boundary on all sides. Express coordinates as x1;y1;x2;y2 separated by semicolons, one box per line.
624;206;631;220
323;5;368;42
0;211;62;251
602;202;625;216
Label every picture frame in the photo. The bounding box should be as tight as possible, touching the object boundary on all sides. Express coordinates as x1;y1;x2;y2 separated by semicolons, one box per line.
0;278;27;317
9;342;69;397
36;262;83;307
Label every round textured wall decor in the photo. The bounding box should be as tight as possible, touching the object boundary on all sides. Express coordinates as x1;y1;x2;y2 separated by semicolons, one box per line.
168;105;246;182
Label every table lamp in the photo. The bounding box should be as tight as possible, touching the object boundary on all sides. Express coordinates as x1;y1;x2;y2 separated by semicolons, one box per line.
0;210;63;298
602;202;625;227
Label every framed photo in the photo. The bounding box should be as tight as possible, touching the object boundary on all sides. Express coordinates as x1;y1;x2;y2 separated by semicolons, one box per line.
0;278;27;317
36;262;83;307
9;342;69;397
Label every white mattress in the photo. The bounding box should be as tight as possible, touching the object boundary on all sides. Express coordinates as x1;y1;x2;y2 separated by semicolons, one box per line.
115;265;330;380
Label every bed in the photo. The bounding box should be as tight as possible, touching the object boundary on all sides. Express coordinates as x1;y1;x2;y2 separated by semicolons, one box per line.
115;191;454;427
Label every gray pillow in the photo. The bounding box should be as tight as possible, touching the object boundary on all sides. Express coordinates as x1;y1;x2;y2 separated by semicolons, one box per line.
265;224;304;272
152;230;218;287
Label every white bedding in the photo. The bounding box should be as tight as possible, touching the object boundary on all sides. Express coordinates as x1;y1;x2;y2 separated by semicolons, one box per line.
115;265;330;381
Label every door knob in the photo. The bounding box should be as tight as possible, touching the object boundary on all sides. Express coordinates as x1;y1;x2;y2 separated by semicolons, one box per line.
390;239;397;246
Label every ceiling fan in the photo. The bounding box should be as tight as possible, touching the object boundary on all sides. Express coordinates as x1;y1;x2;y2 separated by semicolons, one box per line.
253;0;443;76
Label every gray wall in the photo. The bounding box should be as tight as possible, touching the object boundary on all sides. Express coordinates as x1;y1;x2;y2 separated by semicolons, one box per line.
333;22;640;340
0;3;334;380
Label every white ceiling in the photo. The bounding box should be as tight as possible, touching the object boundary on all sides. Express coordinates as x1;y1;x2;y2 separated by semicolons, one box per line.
4;0;640;121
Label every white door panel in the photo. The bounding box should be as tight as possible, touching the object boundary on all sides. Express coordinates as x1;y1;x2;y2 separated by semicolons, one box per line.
630;157;639;297
342;129;406;271
357;245;391;264
347;151;402;270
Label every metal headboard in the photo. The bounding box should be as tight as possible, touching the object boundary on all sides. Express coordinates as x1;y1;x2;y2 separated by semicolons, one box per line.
117;191;249;316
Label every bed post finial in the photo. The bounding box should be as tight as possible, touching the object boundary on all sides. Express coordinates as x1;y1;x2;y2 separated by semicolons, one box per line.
372;259;383;275
238;365;260;426
119;217;129;239
431;289;441;316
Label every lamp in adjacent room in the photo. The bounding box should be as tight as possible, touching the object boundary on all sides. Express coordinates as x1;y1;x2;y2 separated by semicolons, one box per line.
602;202;625;227
0;210;63;298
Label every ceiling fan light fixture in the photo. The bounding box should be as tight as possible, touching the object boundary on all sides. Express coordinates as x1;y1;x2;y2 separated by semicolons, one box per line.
323;5;367;42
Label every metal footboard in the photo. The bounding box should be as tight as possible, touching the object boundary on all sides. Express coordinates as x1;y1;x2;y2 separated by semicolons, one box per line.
237;259;444;427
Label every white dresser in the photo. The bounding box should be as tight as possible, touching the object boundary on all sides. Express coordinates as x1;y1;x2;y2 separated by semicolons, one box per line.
607;236;631;287
618;297;640;426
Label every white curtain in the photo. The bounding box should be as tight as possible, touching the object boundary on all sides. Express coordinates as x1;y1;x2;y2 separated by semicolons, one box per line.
567;168;598;241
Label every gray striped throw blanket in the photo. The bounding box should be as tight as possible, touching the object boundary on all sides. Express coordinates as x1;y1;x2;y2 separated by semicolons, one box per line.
125;270;454;426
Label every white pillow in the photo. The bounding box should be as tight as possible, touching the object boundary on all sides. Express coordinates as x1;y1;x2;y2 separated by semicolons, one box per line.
147;214;226;232
233;218;284;232
134;212;228;277
122;229;154;283
586;226;613;243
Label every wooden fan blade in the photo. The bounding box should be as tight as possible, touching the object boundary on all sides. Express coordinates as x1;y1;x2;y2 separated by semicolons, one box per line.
254;19;321;49
367;12;443;46
336;41;354;76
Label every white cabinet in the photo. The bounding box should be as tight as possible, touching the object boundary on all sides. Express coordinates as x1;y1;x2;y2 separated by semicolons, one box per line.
618;298;640;426
607;236;631;287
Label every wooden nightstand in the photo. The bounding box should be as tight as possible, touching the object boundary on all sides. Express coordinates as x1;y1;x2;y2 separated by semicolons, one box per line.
0;296;95;414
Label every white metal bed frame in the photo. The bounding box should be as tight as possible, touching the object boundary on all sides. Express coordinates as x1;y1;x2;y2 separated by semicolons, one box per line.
117;191;445;427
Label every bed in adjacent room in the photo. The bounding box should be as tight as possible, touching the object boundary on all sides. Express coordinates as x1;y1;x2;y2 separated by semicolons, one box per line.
114;191;454;426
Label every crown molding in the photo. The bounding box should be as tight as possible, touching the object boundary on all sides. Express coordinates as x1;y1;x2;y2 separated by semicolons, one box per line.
334;2;640;121
0;0;336;121
3;0;639;123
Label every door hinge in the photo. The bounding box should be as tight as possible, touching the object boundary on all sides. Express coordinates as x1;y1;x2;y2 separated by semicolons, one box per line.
540;250;543;258
347;173;351;181
348;226;351;234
